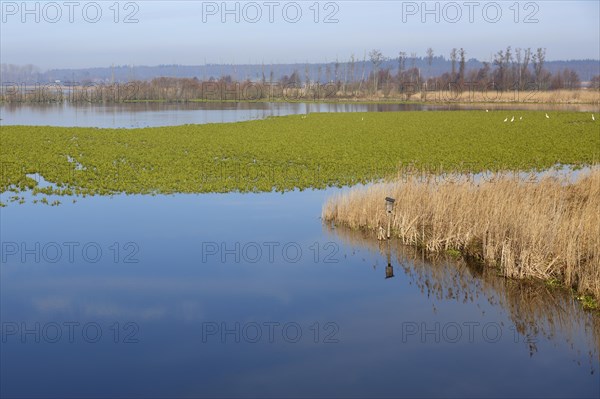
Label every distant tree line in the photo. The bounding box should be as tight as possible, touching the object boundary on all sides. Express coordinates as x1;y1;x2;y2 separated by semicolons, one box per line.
1;47;599;103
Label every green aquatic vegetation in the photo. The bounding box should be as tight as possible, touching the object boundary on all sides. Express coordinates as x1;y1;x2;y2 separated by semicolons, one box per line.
543;279;599;311
545;278;563;288
576;294;599;311
446;248;462;258
1;111;598;201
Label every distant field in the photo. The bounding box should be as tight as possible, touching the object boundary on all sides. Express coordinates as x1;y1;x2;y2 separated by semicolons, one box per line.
1;111;598;203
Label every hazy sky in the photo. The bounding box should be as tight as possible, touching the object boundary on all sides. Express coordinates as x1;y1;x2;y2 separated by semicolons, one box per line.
1;0;599;70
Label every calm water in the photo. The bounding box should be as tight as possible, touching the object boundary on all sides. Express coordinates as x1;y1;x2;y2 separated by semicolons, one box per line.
1;104;599;397
1;101;598;128
1;188;599;398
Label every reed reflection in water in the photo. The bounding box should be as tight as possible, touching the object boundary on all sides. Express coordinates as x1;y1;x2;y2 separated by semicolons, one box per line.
325;223;600;372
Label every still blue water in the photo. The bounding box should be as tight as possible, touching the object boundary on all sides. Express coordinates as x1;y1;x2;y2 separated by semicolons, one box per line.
2;101;597;128
1;188;598;398
1;103;599;397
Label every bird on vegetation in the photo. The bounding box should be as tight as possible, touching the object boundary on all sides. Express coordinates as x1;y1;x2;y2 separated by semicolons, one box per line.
503;117;508;122
511;116;515;122
485;109;489;112
545;113;550;119
593;114;595;121
520;116;523;120
361;117;364;121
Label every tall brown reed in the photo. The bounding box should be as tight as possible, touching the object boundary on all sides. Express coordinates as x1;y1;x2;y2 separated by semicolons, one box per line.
322;168;600;300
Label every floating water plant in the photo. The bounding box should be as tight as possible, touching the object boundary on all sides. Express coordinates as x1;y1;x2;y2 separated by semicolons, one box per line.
1;111;598;201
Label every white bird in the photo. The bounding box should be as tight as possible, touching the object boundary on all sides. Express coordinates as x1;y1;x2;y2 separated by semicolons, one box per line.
503;117;508;122
519;116;523;120
593;114;596;121
486;109;489;112
545;113;550;119
511;116;514;122
361;117;364;121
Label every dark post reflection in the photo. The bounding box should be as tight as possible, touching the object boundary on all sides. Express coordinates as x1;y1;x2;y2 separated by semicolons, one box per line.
385;239;394;279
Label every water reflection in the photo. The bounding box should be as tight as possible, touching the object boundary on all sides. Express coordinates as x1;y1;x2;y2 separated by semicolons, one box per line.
1;101;598;128
2;188;599;397
325;223;600;367
384;239;395;279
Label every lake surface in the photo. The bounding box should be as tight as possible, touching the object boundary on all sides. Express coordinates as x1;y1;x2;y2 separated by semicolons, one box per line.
1;187;599;398
1;101;598;128
1;104;599;397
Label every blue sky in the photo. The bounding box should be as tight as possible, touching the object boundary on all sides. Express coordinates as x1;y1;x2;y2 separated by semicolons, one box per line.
1;0;599;69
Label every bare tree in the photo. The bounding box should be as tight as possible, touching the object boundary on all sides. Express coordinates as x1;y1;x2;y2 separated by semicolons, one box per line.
358;51;367;93
269;68;274;98
458;48;466;85
590;75;600;90
504;46;513;89
450;48;458;78
369;49;385;92
348;54;356;94
398;51;407;79
521;48;531;88
426;47;434;79
533;47;546;88
410;52;418;84
513;47;532;90
515;48;523;88
304;63;310;91
493;49;505;90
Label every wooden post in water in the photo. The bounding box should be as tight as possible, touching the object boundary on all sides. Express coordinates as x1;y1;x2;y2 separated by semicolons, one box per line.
385;197;395;239
385;197;396;279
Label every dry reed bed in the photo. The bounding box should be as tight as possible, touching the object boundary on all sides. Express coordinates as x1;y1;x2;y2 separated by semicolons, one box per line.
417;89;600;104
322;168;600;300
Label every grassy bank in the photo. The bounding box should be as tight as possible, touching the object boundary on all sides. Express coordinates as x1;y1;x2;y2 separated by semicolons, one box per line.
1;111;598;202
322;169;600;303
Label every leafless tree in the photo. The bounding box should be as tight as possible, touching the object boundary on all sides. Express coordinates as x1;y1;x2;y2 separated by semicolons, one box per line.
348;54;356;94
533;47;547;88
514;48;529;89
493;50;506;90
358;51;367;93
426;47;434;81
504;46;513;89
450;48;458;78
369;49;385;92
398;51;407;79
458;48;466;85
